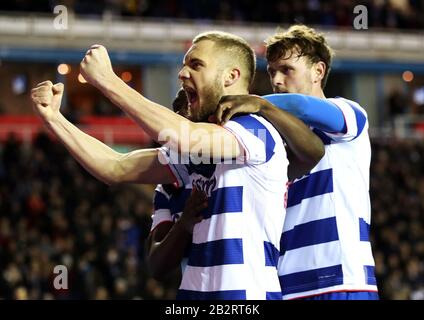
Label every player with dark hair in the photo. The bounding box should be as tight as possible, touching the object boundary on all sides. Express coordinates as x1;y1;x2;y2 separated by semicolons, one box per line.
216;25;378;300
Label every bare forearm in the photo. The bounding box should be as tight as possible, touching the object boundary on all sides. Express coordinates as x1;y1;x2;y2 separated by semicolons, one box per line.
99;76;190;150
45;113;124;185
98;77;240;159
148;221;191;280
260;102;324;165
80;45;238;157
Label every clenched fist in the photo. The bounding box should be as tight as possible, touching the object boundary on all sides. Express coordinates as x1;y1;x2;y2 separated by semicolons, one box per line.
80;44;116;89
31;81;64;123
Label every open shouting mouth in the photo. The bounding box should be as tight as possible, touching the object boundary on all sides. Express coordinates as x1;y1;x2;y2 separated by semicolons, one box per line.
183;85;198;107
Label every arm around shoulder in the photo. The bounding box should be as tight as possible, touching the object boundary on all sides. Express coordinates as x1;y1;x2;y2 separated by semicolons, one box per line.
259;101;325;180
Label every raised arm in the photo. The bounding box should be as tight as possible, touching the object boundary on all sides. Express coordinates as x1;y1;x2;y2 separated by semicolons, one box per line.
79;45;242;161
217;95;324;180
31;81;175;185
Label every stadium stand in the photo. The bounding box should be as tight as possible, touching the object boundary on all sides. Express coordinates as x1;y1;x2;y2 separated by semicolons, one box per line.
0;0;423;30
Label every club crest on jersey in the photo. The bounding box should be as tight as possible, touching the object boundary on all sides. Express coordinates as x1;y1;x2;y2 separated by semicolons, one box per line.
192;175;217;197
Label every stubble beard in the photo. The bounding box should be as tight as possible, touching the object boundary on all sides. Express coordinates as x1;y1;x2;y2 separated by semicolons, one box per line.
193;78;223;123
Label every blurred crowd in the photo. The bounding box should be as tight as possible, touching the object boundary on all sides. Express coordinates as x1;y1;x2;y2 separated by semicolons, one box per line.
0;132;178;299
370;138;424;299
1;0;423;30
0;132;423;299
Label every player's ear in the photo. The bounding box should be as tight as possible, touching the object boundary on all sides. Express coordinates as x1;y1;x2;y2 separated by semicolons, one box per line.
313;61;326;85
224;68;241;87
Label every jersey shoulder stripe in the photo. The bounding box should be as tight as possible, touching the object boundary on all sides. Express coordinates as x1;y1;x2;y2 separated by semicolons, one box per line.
342;99;367;139
153;190;171;210
322;98;368;142
231;115;276;161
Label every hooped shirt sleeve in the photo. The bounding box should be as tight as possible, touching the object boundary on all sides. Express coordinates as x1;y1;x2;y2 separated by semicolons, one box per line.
157;146;190;187
322;97;368;143
150;184;173;232
223;114;278;165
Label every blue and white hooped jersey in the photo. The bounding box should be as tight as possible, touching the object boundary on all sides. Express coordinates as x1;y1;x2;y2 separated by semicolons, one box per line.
151;184;192;230
160;114;288;300
151;184;192;273
278;97;378;300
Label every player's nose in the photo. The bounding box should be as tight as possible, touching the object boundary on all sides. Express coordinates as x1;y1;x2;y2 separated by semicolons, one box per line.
271;73;285;88
178;66;190;81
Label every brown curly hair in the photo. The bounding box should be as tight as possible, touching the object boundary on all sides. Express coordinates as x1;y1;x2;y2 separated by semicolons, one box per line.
265;25;334;89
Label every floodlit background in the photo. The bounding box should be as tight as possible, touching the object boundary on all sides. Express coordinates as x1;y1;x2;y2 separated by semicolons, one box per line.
0;0;423;300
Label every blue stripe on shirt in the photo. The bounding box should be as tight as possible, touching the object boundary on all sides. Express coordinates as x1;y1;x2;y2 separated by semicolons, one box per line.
264;241;280;267
359;218;370;241
163;148;187;187
301;291;379;300
231;115;276;162
279;264;344;295
188;238;244;267
153;191;170;210
169;188;192;216
201;186;243;219
342;100;367;139
280;217;339;255
312;128;333;145
364;265;377;285
266;291;283;300
287;169;333;208
177;289;246;300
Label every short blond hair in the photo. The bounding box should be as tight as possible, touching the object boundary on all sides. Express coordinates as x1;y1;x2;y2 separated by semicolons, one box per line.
265;25;334;89
193;31;256;87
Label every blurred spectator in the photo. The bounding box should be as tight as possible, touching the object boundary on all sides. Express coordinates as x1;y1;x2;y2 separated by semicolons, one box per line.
0;131;423;299
0;132;167;299
0;0;423;30
388;88;410;117
412;86;424;114
371;138;424;299
386;88;410;128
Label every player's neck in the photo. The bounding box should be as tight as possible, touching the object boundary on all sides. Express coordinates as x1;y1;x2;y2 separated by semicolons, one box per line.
224;84;249;96
310;87;326;99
